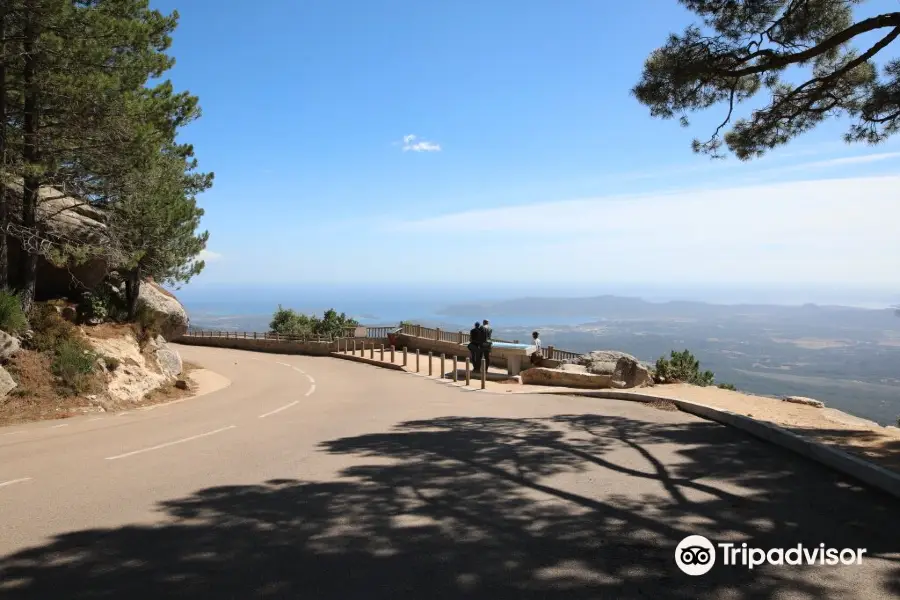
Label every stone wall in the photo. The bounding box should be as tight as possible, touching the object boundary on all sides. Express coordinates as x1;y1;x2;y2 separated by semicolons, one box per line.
393;333;509;369
175;334;390;356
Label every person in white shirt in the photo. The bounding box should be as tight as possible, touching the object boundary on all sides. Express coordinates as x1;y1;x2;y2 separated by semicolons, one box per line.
531;331;543;365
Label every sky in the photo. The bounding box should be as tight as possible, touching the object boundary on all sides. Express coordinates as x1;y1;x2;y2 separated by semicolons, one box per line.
149;0;900;293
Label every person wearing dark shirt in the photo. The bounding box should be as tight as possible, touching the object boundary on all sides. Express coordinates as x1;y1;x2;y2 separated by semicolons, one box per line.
468;321;483;370
480;319;493;370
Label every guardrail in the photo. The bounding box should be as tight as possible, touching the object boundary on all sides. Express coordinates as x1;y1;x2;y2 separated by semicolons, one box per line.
184;324;586;361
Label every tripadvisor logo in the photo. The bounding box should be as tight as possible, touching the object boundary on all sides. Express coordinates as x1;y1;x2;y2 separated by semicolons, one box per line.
675;535;867;576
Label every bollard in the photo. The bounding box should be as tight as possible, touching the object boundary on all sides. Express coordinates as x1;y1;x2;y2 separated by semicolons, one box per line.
403;346;408;366
453;356;458;381
481;358;487;389
416;349;420;372
390;345;395;363
352;339;357;355
370;344;374;359
380;344;384;361
465;358;471;385
428;351;433;376
440;353;445;379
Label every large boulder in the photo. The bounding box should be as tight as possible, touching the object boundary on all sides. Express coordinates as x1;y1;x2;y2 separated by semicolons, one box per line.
136;281;188;341
3;179;111;299
0;365;16;398
154;335;183;377
566;350;653;389
0;330;21;361
520;365;614;389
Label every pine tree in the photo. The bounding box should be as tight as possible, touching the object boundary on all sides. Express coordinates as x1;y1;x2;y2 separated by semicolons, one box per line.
633;1;900;159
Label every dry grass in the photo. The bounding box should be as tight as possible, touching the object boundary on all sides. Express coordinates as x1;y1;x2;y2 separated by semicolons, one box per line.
0;350;93;426
83;322;135;340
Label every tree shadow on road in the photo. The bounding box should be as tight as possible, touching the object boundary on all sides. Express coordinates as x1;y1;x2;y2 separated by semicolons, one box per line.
0;414;897;599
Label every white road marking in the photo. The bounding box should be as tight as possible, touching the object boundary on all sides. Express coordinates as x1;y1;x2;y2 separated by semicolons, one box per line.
87;417;104;422
117;412;131;417
258;401;300;419
50;423;69;429
275;361;292;367
1;431;26;437
0;477;32;489
105;425;237;460
305;384;316;397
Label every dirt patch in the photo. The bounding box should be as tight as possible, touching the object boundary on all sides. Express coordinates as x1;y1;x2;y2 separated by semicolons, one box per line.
645;399;679;412
0;350;94;426
83;322;134;340
647;384;900;475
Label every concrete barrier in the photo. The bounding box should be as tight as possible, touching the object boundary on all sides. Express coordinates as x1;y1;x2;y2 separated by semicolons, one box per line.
551;389;900;501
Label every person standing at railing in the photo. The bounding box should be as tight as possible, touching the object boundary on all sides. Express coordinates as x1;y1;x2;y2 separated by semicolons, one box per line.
468;321;483;369
480;319;493;370
530;331;543;365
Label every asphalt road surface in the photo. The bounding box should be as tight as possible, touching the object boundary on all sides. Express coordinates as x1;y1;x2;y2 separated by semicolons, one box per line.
0;344;897;599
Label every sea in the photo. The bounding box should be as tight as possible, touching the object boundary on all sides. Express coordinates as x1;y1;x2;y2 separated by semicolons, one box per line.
177;282;900;330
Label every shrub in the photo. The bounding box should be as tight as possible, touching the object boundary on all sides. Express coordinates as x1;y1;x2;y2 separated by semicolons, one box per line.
269;305;313;337
130;304;163;348
77;281;128;324
654;349;715;386
51;339;98;395
717;382;737;391
0;290;27;334
104;356;121;371
28;303;78;353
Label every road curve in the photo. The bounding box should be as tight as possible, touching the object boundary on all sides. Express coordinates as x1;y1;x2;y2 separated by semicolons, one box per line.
0;344;896;599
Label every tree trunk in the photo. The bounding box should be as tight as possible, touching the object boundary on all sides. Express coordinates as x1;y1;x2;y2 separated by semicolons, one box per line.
125;267;140;319
0;2;9;290
19;1;38;312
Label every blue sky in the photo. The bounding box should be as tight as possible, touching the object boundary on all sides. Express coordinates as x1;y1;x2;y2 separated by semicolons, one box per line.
151;0;900;290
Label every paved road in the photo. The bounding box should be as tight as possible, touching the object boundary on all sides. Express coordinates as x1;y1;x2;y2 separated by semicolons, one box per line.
0;345;896;599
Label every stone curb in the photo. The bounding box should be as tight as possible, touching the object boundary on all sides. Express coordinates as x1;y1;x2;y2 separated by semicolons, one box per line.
547;389;900;501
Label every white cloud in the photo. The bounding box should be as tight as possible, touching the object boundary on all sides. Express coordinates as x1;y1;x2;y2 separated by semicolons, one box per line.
197;249;223;262
400;134;441;152
386;175;900;285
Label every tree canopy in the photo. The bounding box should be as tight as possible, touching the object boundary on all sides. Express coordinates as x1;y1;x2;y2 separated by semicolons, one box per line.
0;0;211;310
633;1;900;159
269;307;360;339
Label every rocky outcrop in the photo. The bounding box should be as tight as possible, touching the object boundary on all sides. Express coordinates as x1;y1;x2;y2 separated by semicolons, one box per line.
136;281;189;341
3;180;112;299
154;335;183;377
520;365;615;389
0;331;21;361
784;395;825;408
565;350;653;388
87;330;182;406
0;366;16;398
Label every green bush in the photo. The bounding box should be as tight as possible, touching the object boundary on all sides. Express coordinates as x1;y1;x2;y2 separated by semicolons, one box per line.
51;339;98;395
717;382;737;391
269;305;314;336
104;355;121;371
0;289;28;334
28;303;79;353
654;349;715;386
77;281;128;324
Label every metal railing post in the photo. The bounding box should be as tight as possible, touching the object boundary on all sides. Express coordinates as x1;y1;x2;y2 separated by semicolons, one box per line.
416;349;420;372
453;356;458;381
481;358;487;389
390;345;395;363
428;351;433;376
440;353;445;379
465;358;471;385
403;346;408;366
380;344;384;361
